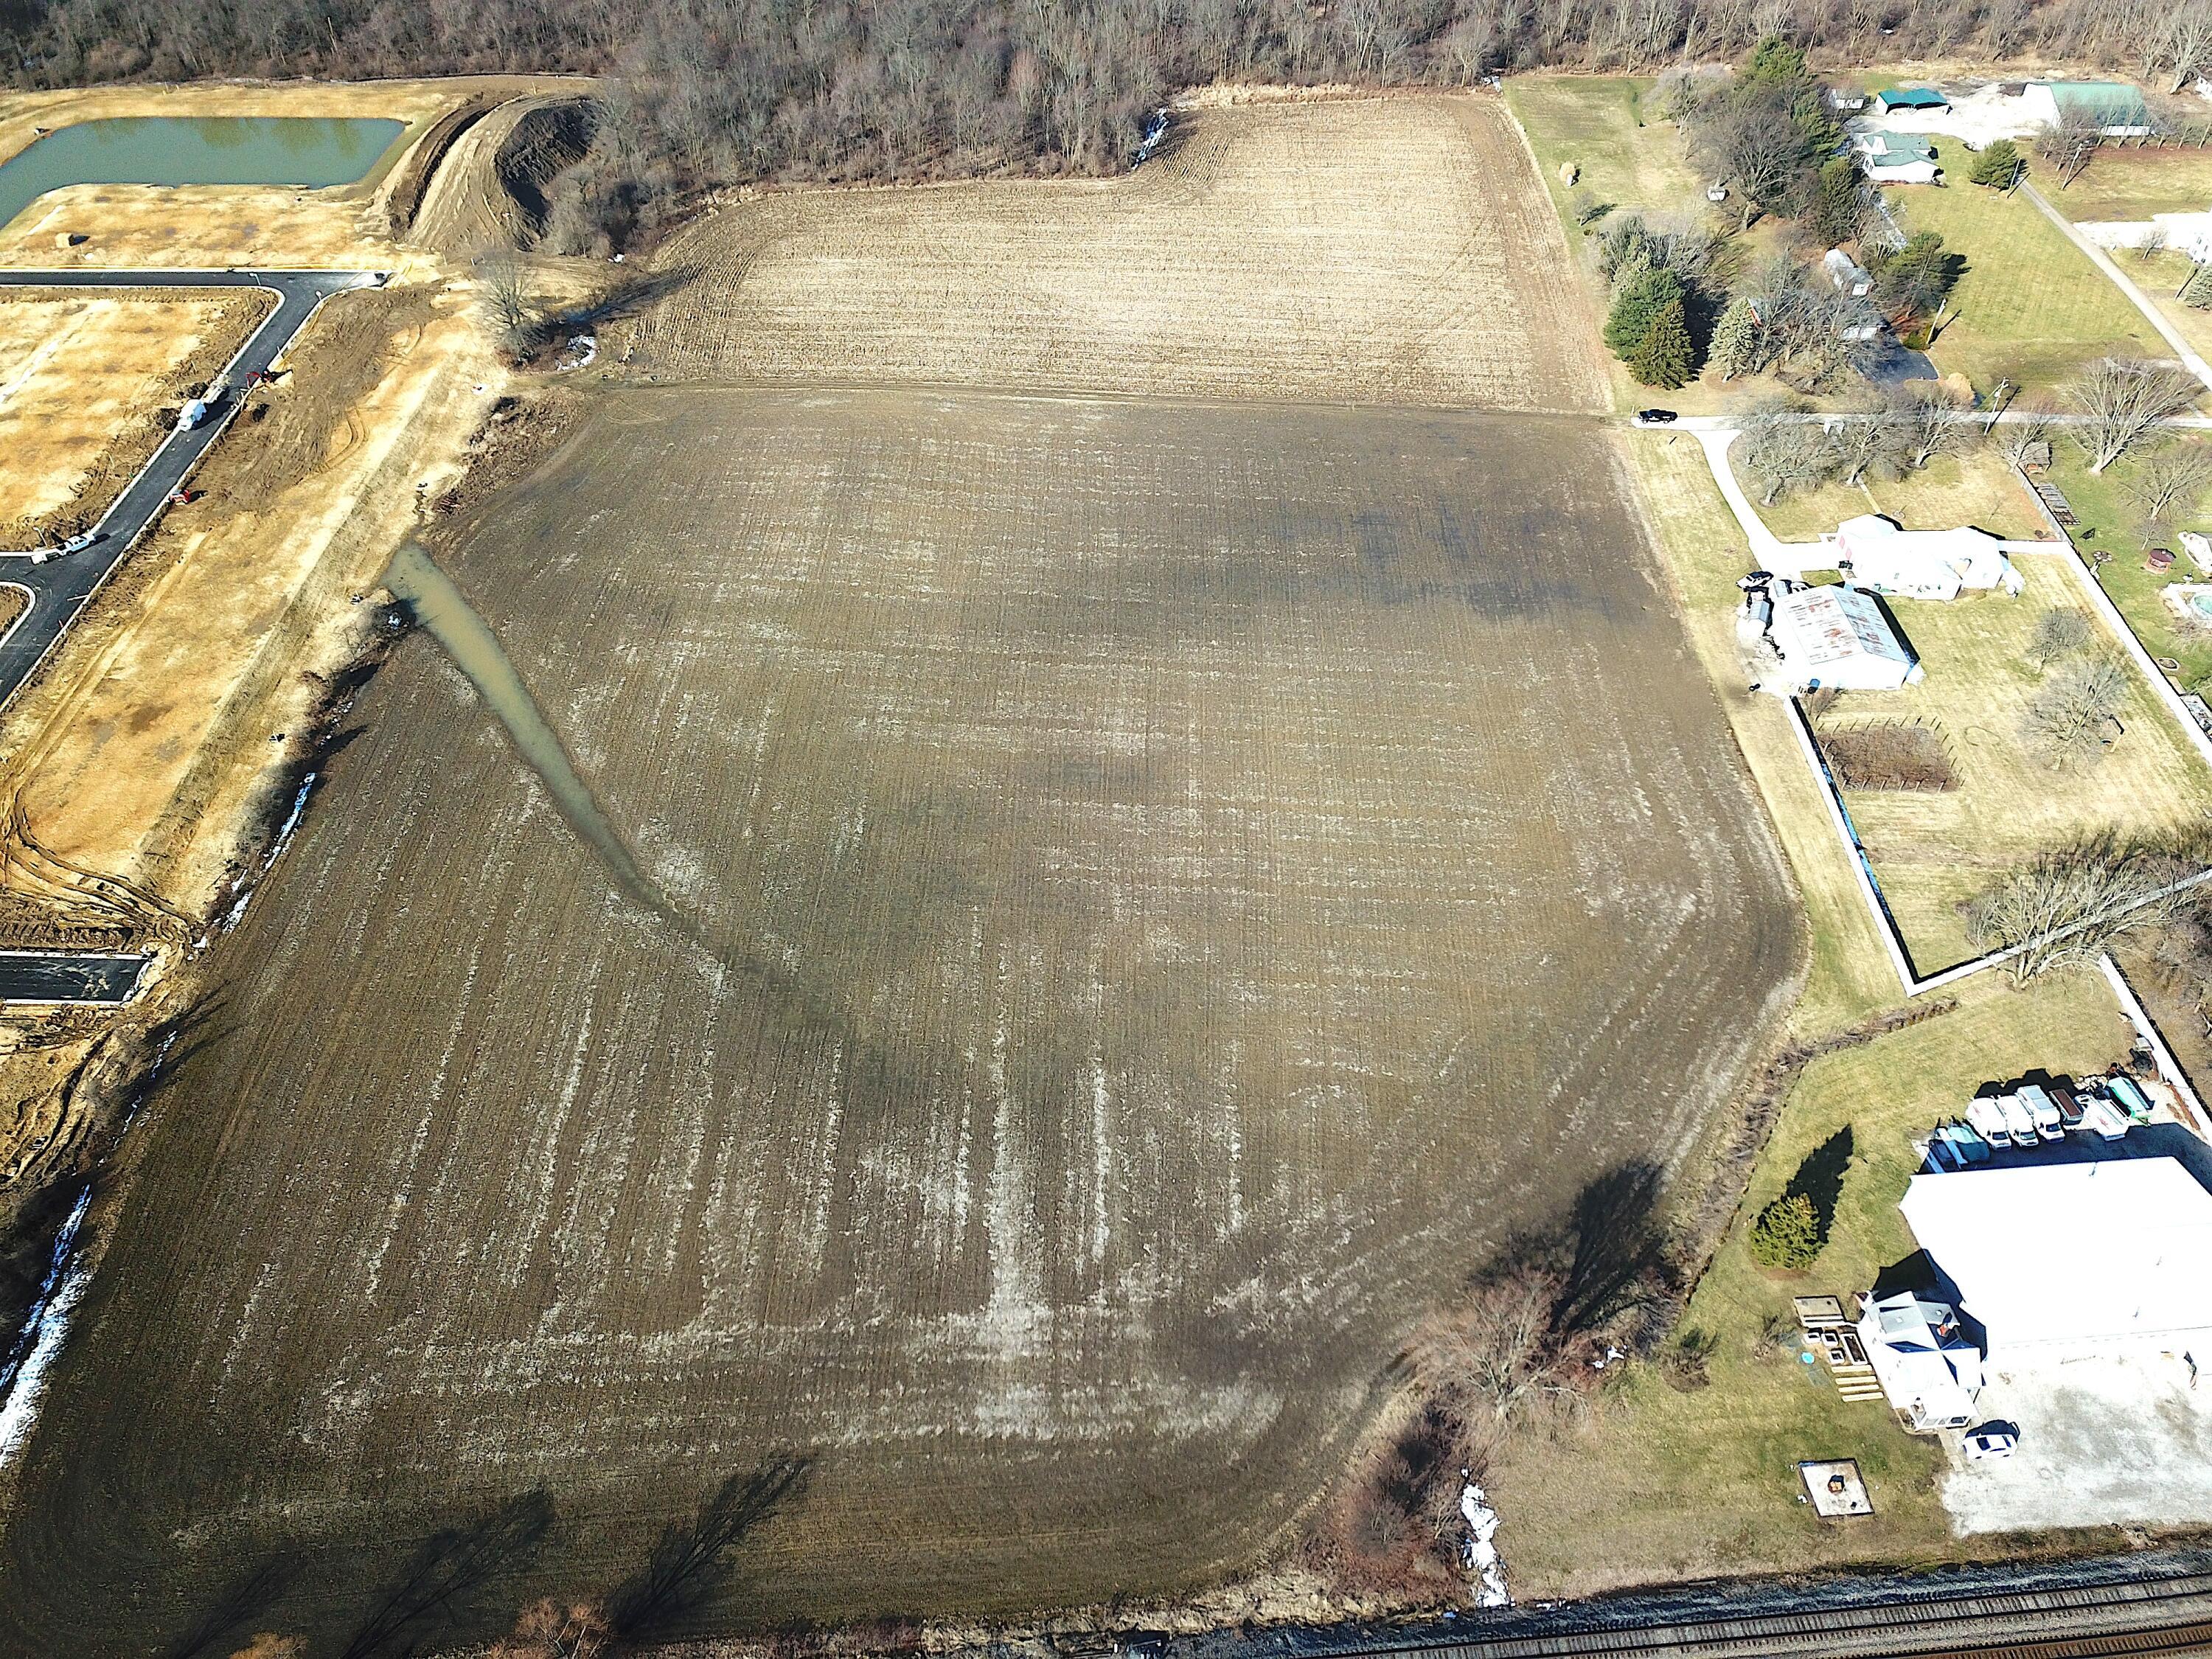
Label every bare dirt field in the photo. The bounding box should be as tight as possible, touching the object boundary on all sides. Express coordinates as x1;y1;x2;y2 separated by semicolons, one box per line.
411;94;596;256
622;97;1607;411
0;288;266;538
0;386;1795;1651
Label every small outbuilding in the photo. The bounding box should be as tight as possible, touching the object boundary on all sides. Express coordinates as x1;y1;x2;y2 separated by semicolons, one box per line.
1823;248;1874;298
1767;582;1923;692
1834;515;2024;601
1873;86;1950;114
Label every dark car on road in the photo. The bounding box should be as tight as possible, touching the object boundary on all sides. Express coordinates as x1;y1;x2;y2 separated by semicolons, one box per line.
1633;408;1680;426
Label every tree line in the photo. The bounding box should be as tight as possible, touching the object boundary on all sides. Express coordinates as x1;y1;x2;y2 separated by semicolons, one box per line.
10;0;2212;250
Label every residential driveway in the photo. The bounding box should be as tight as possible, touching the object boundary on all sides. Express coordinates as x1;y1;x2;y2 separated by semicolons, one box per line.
1943;1352;2212;1533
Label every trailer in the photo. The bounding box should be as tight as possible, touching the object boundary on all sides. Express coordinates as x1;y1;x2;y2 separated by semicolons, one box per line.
2051;1087;2084;1130
2081;1096;2132;1139
1940;1120;1992;1163
2110;1075;2154;1122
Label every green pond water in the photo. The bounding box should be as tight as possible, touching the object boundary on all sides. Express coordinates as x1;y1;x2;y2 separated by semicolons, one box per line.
0;116;406;234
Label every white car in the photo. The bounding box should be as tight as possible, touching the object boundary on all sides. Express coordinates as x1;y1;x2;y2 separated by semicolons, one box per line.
55;530;99;554
1964;1423;2020;1461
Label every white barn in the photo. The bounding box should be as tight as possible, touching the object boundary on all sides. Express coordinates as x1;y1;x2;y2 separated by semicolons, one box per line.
1899;1159;2212;1365
1834;514;2025;602
1768;583;1922;692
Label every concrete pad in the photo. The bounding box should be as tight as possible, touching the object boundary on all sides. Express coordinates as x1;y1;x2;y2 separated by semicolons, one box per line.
1942;1352;2212;1533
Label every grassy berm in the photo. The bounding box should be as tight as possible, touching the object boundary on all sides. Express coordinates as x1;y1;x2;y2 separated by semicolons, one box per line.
0;388;1795;1650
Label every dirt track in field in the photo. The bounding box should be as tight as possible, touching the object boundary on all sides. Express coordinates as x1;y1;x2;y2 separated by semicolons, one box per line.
0;96;1793;1652
624;98;1607;411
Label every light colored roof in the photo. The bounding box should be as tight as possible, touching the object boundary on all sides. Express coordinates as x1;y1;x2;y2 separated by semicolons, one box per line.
1899;1158;2212;1352
1864;132;1937;159
1772;585;1913;670
2042;80;2150;123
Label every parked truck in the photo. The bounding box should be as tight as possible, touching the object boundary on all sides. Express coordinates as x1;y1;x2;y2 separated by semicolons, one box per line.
175;397;209;432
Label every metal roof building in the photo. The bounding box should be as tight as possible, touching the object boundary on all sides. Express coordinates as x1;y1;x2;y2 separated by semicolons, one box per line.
1899;1159;2212;1362
1768;583;1922;691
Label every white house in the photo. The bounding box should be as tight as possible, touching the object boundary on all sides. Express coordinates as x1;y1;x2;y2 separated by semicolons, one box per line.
1767;583;1922;692
1832;515;2025;602
1899;1159;2212;1365
1851;131;1941;185
1857;1290;1983;1432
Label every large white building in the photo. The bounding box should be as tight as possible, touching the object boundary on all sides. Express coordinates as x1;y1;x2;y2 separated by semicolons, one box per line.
1833;514;2025;602
1767;583;1922;692
1862;1157;2212;1429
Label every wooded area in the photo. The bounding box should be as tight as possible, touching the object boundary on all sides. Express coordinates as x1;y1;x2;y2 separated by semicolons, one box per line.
8;0;2212;248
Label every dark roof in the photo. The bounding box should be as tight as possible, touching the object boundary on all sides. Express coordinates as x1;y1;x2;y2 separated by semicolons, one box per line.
1878;87;1949;108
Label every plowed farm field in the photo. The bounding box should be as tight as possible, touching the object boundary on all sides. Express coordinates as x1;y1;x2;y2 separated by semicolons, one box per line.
0;97;1792;1653
623;98;1607;411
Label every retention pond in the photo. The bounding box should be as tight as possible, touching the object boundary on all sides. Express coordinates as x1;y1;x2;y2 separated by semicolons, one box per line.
0;116;406;234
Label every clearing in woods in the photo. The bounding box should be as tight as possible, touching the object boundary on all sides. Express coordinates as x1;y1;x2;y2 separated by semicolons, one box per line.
0;98;1795;1649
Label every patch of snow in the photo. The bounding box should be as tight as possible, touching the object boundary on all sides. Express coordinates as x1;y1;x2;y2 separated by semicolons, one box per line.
0;1183;92;1468
1461;1481;1510;1607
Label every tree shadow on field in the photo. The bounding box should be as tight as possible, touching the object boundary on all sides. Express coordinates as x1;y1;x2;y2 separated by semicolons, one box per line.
1549;1160;1673;1335
336;1488;555;1659
1779;1126;1854;1239
162;1554;297;1659
610;1458;811;1638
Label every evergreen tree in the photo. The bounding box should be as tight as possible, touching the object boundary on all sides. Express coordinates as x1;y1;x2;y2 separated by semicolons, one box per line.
2183;262;2212;310
1603;266;1683;359
1747;1192;1824;1269
1742;35;1809;87
1969;138;2023;189
1628;294;1696;388
1871;230;1960;324
1809;155;1863;246
1709;295;1766;380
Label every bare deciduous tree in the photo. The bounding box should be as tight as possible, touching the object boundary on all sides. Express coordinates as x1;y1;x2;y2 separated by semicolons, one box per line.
2020;653;2129;769
1966;837;2204;981
1409;1262;1596;1430
2026;607;2093;672
1738;400;1834;504
2126;440;2212;522
474;249;542;362
2070;358;2202;472
492;1601;613;1659
1826;395;1907;484
2035;108;2105;187
1893;385;1971;469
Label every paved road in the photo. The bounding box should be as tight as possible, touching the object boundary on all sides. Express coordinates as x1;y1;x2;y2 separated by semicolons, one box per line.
0;267;383;712
0;950;144;1004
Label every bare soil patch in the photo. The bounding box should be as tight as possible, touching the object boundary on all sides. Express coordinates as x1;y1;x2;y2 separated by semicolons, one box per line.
621;97;1606;411
0;288;272;541
0;388;1792;1651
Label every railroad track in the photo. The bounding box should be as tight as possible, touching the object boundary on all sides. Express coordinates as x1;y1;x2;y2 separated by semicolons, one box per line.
1172;1562;2212;1659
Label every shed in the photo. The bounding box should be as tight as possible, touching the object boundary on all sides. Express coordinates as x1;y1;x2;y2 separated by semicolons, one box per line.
1768;583;1923;691
1823;247;1874;298
1896;1158;2212;1364
1874;86;1950;113
1834;515;2023;601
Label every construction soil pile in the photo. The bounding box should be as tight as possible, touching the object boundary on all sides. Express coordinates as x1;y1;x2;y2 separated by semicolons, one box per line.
409;94;596;255
0;96;1798;1652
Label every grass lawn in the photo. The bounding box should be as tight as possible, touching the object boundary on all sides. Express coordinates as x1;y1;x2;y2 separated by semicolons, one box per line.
1739;448;2051;542
1623;431;1896;1032
1502;77;1790;417
2042;442;2212;691
2043;145;2212;223
1489;967;2142;1599
1890;166;2165;395
1829;557;2212;971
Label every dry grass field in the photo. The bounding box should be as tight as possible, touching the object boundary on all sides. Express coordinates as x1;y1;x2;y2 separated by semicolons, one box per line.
0;386;1797;1649
625;97;1607;411
1830;560;2212;970
0;290;243;532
